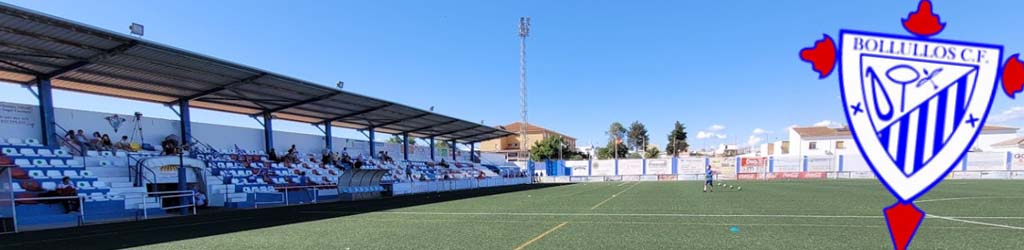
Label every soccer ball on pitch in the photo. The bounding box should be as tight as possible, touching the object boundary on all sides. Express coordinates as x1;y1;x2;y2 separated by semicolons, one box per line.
737;186;742;191
729;185;734;189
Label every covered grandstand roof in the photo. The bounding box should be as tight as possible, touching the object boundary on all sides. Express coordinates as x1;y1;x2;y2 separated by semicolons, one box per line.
0;3;512;143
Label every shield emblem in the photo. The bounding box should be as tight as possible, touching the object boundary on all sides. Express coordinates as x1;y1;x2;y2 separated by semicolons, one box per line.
839;30;1003;201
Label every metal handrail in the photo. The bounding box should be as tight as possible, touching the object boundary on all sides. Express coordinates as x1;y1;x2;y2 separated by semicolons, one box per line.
253;184;337;208
128;155;158;187
115;190;197;219
13;195;86;229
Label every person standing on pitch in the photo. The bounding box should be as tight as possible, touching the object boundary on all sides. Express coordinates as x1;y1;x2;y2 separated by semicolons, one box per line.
703;165;715;193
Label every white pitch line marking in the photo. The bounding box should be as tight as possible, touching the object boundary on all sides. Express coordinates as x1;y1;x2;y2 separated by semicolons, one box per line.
914;196;1024;204
591;182;639;210
513;222;568;250
928;214;1024;230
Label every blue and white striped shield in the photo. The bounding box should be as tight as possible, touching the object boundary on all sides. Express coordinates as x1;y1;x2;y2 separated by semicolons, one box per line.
839;30;1003;201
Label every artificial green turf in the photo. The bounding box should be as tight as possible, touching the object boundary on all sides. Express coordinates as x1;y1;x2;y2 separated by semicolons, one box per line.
134;180;1024;250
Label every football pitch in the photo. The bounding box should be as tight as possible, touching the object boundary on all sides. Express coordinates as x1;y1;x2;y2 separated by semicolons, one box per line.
7;180;1023;250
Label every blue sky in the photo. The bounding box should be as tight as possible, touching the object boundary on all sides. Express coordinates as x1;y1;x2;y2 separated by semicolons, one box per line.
2;0;1024;151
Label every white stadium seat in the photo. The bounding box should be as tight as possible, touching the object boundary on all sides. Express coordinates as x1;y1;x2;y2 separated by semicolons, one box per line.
41;182;56;191
45;170;62;178
37;149;54;156
80;171;93;177
29;170;44;179
100;151;113;157
25;138;41;146
54;149;69;156
12;182;24;192
63;170;79;177
76;181;92;190
14;159;31;167
32;159;48;167
93;181;108;188
2;147;19;156
50;159;65;166
7;138;25;146
19;148;37;156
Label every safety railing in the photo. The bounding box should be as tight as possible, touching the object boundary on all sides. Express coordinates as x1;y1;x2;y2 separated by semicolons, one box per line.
11;195;85;232
119;190;197;219
127;154;158;187
254;185;338;208
390;177;532;196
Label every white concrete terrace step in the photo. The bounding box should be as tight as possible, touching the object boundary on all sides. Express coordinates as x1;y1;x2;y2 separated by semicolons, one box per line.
107;186;146;195
110;182;134;188
97;177;131;183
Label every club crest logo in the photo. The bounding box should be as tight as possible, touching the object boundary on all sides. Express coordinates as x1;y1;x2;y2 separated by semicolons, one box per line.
798;1;1024;249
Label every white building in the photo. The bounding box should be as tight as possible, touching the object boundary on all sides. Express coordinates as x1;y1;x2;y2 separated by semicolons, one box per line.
773;125;1020;156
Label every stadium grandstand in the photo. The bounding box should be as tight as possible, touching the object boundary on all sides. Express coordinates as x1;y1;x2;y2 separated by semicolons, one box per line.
0;2;529;233
0;2;1022;250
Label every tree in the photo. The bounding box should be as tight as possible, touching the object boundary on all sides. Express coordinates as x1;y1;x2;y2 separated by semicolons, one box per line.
606;122;626;144
626;121;649;151
596;141;629;159
386;134;418;145
600;122;629;159
529;135;578;161
644;147;661;159
665;121;690;157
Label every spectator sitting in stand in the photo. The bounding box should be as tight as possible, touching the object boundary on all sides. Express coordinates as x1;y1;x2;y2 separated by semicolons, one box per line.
74;130;92;154
193;189;207;208
161;134;180;155
268;148;280;163
63;130;81;156
89;132;103;151
100;134;114;151
438;159;450;168
56;177;79;213
114;135;132;152
321;152;332;166
284;145;300;164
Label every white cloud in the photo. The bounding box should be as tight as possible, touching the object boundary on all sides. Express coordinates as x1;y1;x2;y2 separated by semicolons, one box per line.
752;128;771;135
813;120;842;128
696;124;728;140
990;106;1024;123
747;135;763;146
696;131;727;140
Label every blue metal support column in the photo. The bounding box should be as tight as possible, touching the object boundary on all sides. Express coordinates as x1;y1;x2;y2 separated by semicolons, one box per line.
36;79;58;147
451;140;457;161
368;127;376;158
469;143;475;162
429;137;436;161
262;113;274;154
402;133;410;161
324;121;334;152
178;99;192;147
176;99;191;215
